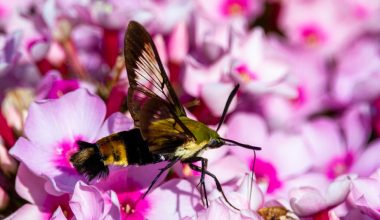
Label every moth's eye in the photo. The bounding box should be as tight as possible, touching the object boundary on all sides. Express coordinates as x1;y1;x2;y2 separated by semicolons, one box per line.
209;139;221;148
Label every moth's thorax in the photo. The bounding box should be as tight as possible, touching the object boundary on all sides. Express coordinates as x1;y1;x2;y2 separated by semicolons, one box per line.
96;133;128;166
174;140;208;159
174;117;221;159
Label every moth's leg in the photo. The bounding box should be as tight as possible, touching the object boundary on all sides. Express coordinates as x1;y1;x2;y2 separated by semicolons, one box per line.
142;158;179;199
188;163;239;211
183;157;209;207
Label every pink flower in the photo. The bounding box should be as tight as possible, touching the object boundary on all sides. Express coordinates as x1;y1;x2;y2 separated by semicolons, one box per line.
10;163;120;219
289;175;351;217
332;37;380;105
230;28;291;99
10;89;133;194
188;173;264;220
196;0;263;24
301;104;373;178
278;0;362;55
70;181;120;220
347;169;380;219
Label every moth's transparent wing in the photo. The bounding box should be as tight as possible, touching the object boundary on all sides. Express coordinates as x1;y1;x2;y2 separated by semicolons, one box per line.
124;21;195;152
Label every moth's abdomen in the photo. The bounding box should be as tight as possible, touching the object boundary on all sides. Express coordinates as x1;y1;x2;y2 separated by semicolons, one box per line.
70;129;160;180
97;133;129;166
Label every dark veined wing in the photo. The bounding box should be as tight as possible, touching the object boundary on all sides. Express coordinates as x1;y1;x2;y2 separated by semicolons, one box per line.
124;21;195;153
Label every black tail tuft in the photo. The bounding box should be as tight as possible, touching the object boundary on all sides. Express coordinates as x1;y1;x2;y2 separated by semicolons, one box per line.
70;141;109;180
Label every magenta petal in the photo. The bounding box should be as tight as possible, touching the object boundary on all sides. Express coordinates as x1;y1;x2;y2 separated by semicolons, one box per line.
24;89;106;147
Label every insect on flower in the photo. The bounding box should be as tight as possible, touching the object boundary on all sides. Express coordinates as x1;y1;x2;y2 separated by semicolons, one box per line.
70;21;261;210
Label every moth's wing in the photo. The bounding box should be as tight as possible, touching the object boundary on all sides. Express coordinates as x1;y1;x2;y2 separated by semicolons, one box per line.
124;21;196;153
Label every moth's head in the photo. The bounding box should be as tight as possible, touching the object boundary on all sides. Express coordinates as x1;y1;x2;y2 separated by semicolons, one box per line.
208;138;225;149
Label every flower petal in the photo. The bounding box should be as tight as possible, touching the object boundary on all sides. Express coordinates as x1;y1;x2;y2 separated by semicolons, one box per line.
24;89;106;147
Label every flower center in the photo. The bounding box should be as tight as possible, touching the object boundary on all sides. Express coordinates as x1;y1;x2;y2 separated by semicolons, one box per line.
252;158;282;193
236;64;257;83
122;203;135;214
53;137;82;173
300;25;327;47
326;153;353;179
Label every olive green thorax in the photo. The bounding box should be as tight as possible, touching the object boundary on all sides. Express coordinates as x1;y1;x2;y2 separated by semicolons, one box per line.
180;117;220;143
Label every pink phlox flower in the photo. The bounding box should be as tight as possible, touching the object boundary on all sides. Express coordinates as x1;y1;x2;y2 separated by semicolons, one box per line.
347;169;380;219
188;173;264;220
10;89;133;195
301;104;372;178
70;181;120;220
230;28;290;98
11;163;72;219
289;175;351;217
332;37;380;105
259;42;327;128
196;0;263;24
278;0;362;56
227;112;313;194
146;179;202;220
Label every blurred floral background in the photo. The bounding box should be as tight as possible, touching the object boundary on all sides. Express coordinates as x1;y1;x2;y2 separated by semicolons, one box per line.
1;0;380;219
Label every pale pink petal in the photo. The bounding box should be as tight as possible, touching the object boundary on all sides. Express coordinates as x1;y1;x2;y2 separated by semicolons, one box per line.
227;112;268;164
289;176;350;217
146;179;201;220
207;155;249;185
10;137;85;195
325;175;351;207
10;138;60;182
183;56;226;97
201;82;237;117
15;163;50;206
96;112;134;140
340;104;371;152
279;173;329;198
236;173;264;210
70;181;120;220
5;204;50;220
263;132;312;180
50;207;68;220
289;187;327;217
349;178;380;219
350;139;380;176
301;118;346;169
24;89;106;147
70;181;104;219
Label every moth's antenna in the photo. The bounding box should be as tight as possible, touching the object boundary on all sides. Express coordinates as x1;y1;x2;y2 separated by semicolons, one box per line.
216;84;240;132
220;138;261;151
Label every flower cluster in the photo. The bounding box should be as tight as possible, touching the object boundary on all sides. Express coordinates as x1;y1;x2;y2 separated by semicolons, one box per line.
1;0;380;219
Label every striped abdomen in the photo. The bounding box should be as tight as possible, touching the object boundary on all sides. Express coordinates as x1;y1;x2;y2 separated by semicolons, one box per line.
70;128;161;180
97;129;156;166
